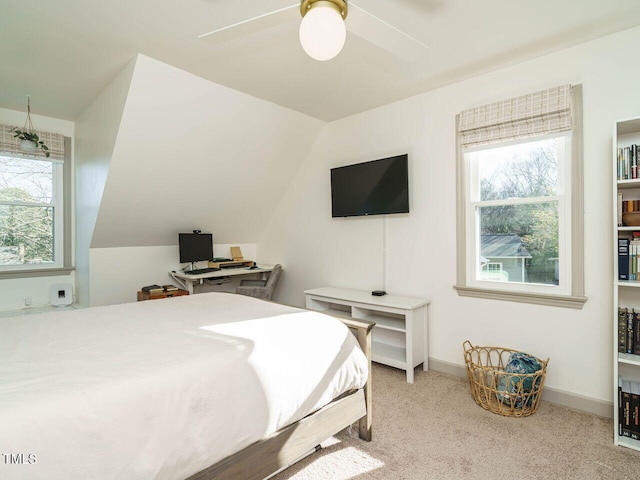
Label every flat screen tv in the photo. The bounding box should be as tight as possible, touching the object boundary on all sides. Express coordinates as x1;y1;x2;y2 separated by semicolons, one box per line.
331;154;409;218
178;233;213;263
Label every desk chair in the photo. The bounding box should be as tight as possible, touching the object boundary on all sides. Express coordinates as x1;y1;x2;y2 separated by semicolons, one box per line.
235;264;282;301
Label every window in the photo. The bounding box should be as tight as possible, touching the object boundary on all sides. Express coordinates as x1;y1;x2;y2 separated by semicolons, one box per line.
0;127;71;276
455;85;586;309
468;135;569;292
0;156;63;269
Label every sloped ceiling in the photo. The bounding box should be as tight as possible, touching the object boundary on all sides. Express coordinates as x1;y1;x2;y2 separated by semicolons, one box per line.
89;54;324;248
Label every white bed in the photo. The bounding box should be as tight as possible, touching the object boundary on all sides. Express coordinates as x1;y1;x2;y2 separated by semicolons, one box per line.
0;292;371;480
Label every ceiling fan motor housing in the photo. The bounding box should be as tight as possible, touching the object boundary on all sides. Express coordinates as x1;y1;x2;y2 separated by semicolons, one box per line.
300;0;348;20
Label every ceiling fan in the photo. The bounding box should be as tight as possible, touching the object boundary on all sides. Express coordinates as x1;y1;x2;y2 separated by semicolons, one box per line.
199;0;428;62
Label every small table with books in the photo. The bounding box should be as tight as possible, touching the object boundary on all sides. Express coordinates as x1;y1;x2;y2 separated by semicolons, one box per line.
137;284;189;301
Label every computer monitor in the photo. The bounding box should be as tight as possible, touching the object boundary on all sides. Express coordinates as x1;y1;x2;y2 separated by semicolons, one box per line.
178;233;213;264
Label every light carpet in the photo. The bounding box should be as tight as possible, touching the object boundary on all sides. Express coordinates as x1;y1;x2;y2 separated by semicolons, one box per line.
273;364;640;480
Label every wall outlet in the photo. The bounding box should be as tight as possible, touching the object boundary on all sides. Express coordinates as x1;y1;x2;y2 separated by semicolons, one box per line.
50;284;73;306
24;297;32;307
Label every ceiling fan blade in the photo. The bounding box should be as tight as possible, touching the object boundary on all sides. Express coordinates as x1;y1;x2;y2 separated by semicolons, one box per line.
199;4;299;44
348;2;428;62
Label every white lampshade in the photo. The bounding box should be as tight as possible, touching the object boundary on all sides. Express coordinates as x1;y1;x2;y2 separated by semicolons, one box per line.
299;3;346;61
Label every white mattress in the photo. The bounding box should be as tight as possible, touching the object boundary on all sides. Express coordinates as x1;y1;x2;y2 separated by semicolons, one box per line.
0;293;368;480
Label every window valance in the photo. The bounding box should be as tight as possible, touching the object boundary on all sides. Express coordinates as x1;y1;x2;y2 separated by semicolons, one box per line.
0;124;66;161
458;84;572;149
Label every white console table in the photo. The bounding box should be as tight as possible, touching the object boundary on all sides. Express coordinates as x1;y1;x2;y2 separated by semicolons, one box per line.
305;287;430;383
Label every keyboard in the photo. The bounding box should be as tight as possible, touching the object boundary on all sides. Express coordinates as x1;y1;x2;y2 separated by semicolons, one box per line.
184;267;221;275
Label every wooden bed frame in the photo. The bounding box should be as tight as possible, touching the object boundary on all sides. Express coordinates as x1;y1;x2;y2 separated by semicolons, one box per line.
186;317;374;480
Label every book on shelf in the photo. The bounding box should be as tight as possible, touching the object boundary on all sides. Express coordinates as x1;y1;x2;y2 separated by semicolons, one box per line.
618;377;640;440
631;383;640;440
628;309;636;355
619;308;629;353
635;312;640;356
163;285;179;292
618;232;640;281
141;284;163;293
619;377;625;437
619;192;623;226
622;199;640;213
623;388;632;438
616;307;640;355
618;145;640;181
632;235;640;281
619;238;630;280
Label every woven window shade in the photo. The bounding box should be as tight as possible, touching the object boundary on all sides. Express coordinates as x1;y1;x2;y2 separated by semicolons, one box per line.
0;124;66;161
458;85;572;149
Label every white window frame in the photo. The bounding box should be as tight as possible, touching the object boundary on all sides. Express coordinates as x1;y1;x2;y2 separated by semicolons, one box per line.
455;85;586;309
465;134;571;296
0;138;72;278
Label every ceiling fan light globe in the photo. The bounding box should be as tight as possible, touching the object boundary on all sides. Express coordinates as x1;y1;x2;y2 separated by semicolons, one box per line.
299;5;346;61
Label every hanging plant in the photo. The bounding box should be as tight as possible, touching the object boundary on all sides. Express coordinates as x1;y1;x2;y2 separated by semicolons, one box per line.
12;129;50;157
12;95;50;158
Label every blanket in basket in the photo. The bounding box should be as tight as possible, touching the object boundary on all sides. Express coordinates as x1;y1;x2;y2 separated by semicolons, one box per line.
498;352;542;407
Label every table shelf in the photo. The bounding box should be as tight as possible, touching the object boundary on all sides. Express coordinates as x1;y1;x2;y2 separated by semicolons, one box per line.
305;287;429;383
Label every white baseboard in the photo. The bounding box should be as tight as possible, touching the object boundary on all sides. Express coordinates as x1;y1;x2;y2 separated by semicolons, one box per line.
428;357;613;418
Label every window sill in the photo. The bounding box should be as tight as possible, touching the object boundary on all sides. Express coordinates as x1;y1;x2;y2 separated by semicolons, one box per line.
454;285;587;309
0;267;74;279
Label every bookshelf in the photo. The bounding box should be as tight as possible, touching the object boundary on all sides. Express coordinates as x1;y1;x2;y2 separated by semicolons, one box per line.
305;287;430;383
613;117;640;451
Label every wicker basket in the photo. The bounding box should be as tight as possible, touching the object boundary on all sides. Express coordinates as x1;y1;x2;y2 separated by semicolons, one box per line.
463;341;549;417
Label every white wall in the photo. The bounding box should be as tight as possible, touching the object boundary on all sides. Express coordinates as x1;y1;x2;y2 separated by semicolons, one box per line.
74;58;137;307
0;107;75;312
259;26;640;405
89;243;257;306
91;54;325;249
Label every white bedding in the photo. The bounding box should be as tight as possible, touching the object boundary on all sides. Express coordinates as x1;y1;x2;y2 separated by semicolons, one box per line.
0;293;368;480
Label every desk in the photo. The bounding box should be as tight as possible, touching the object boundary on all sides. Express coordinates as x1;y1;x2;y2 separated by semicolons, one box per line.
171;265;275;294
